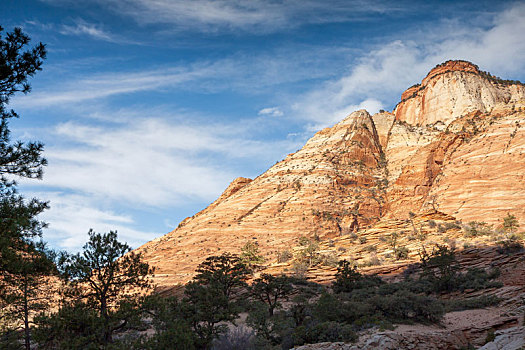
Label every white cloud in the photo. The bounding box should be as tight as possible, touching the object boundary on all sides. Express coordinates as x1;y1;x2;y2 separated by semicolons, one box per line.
431;3;525;75
34;192;157;251
292;2;525;128
67;0;404;33
258;107;284;117
15;48;344;108
60;19;115;41
20;65;215;107
22;114;298;207
20;111;300;251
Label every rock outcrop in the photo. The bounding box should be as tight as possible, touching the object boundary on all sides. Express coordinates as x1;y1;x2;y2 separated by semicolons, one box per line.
479;327;525;350
394;60;525;126
136;60;525;288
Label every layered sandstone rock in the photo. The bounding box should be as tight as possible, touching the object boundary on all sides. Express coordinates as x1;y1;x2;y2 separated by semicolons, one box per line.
394;60;525;126
138;110;389;286
136;60;525;288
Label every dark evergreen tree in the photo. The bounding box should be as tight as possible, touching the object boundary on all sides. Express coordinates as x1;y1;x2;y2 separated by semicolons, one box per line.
182;253;250;349
332;260;362;293
0;26;49;350
44;230;154;347
135;295;196;350
250;273;294;316
1;242;56;350
419;244;459;292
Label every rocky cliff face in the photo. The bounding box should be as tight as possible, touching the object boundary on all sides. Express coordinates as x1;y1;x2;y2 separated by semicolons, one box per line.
394;60;525;126
136;60;525;288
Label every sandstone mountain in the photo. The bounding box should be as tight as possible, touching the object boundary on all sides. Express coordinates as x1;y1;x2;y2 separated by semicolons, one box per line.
136;60;525;290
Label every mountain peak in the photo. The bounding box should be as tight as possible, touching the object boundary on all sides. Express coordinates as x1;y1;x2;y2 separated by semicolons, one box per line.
394;60;525;126
424;60;480;83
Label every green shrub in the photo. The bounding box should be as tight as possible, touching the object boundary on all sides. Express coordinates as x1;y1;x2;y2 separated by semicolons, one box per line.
371;290;444;323
359;255;382;267
332;260;362;293
502;213;519;235
320;252;339;267
364;245;377;253
485;329;496;344
394;246;409;260
444;222;461;231
455;268;502;291
463;221;493;237
240;241;265;267
419;245;460;293
293;321;356;345
445;295;501;312
212;326;256;350
291;261;309;278
277;250;293;263
496;239;524;254
297;237;321;267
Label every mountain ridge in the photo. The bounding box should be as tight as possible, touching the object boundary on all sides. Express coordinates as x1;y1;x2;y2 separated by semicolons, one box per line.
136;60;525;288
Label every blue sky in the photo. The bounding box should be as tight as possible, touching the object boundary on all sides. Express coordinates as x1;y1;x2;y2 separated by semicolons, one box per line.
2;0;525;251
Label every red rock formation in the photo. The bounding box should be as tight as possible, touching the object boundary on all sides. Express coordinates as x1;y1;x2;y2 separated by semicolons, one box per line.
394;60;525;126
136;60;525;288
137;110;388;286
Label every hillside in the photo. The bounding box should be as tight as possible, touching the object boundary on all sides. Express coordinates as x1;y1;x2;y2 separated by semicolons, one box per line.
136;60;525;291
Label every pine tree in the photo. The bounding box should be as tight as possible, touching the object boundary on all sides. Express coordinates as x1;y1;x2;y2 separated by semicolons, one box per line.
182;253;250;349
0;26;49;349
58;230;154;345
250;273;294;316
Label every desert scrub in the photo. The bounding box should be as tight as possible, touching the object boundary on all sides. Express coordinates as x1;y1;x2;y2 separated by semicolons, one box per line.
496;239;524;254
444;222;461;231
297;237;321;267
319;252;339;267
359;255;382;267
277;250;293;263
463;221;493;237
291;261;309;278
394;246;409;260
364;245;377;253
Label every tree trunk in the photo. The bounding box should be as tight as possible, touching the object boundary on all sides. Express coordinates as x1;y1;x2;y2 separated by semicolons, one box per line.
101;297;112;344
23;277;30;350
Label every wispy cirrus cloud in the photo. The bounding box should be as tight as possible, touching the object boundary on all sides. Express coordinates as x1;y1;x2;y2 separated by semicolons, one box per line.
22;110;301;251
40;0;407;33
15;46;349;108
60;19;114;41
22;66;213;106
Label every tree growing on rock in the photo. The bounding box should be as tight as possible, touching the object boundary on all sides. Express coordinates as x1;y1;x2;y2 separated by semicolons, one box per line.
502;213;519;236
240;241;265;269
